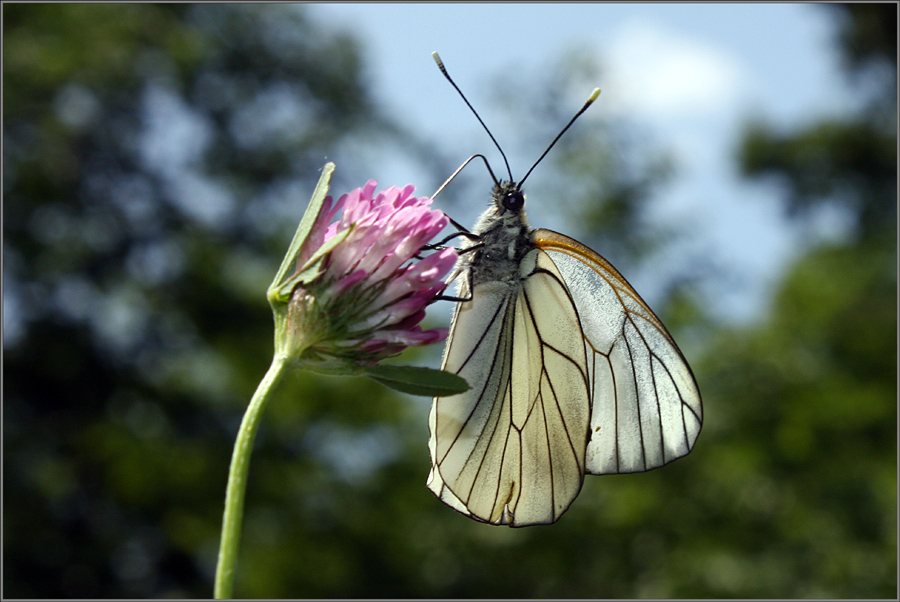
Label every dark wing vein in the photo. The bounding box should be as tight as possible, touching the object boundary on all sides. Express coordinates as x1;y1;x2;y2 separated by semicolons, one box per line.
437;293;510;466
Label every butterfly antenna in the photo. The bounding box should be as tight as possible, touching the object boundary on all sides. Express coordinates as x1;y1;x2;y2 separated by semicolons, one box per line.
432;52;514;182
431;153;500;202
519;87;601;186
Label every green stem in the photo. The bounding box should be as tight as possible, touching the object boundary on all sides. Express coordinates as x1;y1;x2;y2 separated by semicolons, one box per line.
214;355;289;599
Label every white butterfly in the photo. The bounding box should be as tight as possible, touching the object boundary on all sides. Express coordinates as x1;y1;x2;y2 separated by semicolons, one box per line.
426;53;702;527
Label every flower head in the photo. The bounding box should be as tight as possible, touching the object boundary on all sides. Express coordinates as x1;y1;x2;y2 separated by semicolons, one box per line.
271;164;457;374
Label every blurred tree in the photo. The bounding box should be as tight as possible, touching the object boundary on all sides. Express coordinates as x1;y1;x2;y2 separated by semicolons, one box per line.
680;2;897;597
2;4;443;597
740;4;897;243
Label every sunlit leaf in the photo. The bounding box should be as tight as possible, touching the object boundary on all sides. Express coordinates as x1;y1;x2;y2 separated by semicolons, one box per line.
364;364;470;397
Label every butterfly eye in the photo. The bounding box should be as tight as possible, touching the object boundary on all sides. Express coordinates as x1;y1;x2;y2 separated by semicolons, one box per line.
503;190;524;212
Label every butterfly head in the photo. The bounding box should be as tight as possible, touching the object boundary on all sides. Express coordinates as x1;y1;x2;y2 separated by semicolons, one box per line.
477;179;530;237
492;180;526;215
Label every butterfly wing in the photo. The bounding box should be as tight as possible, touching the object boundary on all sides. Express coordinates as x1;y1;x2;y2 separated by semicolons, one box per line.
533;228;703;475
428;249;591;526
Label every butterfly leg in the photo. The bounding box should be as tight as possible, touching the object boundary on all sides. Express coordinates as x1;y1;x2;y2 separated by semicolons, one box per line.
429;270;474;304
421;229;481;252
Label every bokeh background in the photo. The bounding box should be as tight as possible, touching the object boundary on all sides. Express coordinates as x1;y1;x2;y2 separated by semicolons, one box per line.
4;3;896;598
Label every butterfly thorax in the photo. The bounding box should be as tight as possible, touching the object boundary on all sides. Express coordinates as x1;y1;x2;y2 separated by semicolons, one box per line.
463;181;534;288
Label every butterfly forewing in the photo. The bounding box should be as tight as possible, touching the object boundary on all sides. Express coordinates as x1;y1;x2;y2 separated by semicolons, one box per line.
429;249;591;526
533;229;703;476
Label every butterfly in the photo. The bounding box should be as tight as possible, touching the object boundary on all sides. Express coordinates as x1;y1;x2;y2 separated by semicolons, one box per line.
426;52;702;527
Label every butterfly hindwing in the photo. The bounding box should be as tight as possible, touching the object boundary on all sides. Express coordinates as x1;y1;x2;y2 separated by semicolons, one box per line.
533;228;703;476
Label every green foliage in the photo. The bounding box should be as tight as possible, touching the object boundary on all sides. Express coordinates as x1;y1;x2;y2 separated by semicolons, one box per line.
740;118;896;240
693;239;896;596
4;3;896;599
831;3;897;91
740;3;897;244
2;4;420;597
363;364;470;397
713;4;898;595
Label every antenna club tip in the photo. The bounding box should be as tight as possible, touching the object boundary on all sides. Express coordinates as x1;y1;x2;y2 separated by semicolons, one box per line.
588;88;601;103
432;51;443;66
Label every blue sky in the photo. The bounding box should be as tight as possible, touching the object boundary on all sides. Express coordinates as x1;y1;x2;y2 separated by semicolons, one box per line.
311;3;856;324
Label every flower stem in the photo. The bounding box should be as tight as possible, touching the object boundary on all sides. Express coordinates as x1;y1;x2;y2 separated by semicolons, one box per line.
214;355;289;599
